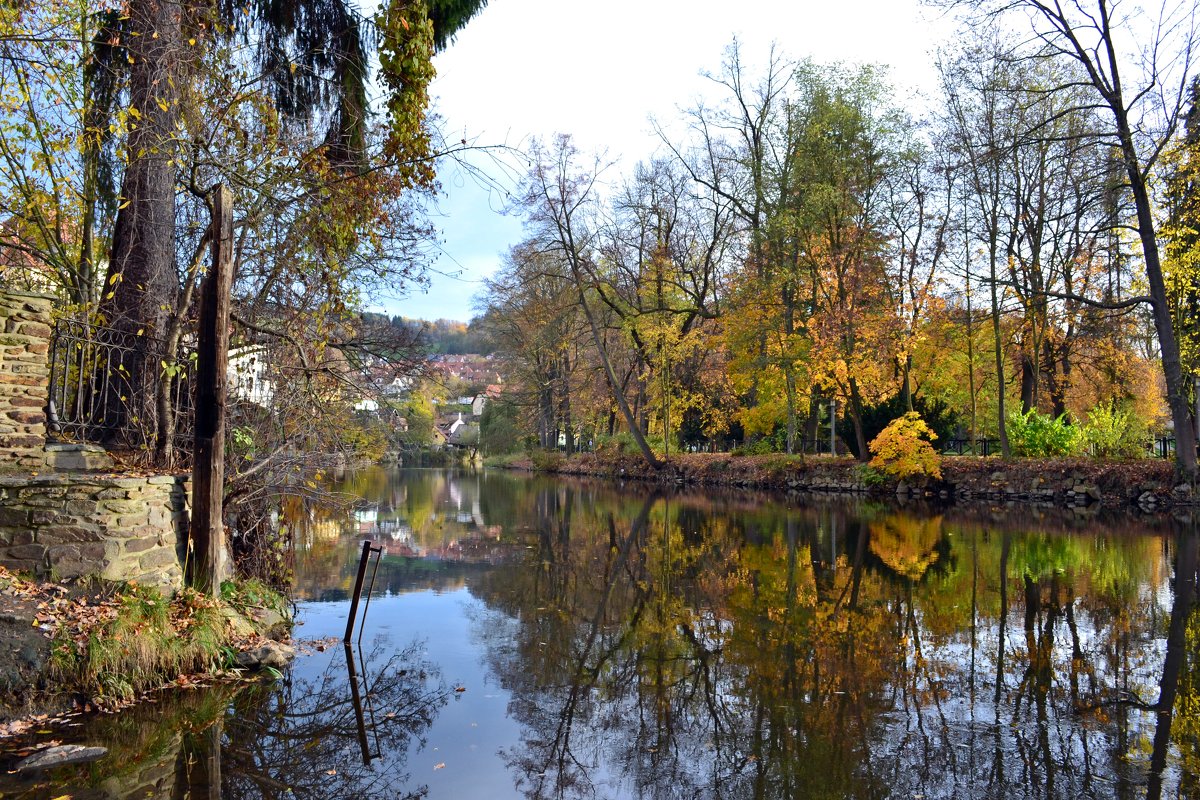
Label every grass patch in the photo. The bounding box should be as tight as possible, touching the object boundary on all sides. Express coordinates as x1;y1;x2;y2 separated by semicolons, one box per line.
220;577;287;617
483;453;526;468
51;580;280;704
759;453;803;476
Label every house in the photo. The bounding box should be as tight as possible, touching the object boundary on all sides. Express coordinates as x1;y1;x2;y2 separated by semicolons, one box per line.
471;384;503;416
227;345;275;406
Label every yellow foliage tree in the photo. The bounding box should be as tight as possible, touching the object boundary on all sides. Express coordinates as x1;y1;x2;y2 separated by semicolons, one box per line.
868;412;942;481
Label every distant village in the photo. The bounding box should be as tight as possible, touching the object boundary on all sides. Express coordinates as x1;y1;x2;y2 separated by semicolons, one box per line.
226;341;504;451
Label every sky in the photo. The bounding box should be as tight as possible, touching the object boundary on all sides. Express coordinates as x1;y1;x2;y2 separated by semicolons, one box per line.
380;0;956;323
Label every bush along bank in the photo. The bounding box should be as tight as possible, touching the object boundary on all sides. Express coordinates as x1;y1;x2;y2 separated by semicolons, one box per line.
0;568;293;724
497;451;1187;511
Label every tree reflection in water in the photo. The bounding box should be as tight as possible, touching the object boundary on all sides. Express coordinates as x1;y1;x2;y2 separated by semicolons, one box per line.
465;484;1191;800
0;638;446;800
219;639;449;799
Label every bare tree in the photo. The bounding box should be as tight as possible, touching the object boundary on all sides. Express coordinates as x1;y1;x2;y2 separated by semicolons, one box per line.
943;0;1200;475
519;135;661;467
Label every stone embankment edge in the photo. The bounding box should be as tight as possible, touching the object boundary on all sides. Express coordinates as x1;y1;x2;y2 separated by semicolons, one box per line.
498;453;1187;512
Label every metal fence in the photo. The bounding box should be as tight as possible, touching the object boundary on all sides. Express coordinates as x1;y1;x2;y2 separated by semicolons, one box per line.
1149;437;1177;460
941;438;1002;456
943;436;1177;459
47;318;194;457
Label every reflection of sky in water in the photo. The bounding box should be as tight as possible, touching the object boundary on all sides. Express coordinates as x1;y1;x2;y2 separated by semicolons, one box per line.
282;468;1192;799
2;467;1195;799
299;590;523;797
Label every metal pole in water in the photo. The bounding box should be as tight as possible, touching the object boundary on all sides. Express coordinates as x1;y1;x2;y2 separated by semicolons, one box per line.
357;545;384;643
345;540;373;643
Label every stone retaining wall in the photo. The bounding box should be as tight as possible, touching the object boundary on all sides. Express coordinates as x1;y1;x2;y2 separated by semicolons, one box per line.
0;292;52;473
525;452;1186;510
0;474;189;590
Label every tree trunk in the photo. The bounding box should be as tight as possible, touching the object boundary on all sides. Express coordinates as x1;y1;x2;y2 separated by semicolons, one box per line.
98;0;183;440
989;237;1011;457
1127;170;1198;479
848;377;868;461
1019;349;1036;414
784;366;797;454
901;353;914;413
569;263;660;468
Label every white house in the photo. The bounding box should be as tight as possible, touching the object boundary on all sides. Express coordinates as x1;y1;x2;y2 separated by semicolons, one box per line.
227;345;275;406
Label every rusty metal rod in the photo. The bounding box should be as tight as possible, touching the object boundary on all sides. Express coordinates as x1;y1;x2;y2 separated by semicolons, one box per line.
357;545;384;643
344;541;374;643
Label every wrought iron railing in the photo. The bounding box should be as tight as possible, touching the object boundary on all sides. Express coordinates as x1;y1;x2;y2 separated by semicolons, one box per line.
941;438;1002;456
47;318;194;458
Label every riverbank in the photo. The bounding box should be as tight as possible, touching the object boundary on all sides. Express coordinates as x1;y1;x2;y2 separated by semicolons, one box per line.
0;568;293;728
492;451;1186;510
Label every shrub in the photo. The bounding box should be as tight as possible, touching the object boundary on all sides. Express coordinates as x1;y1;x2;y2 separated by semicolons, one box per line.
528;449;565;472
596;432;637;454
1081;401;1149;459
842;392;961;459
854;464;887;487
868;412;942;481
1007;409;1081;457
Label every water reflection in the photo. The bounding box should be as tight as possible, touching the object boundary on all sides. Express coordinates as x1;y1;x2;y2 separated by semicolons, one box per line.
290;467;512;601
3;468;1198;800
220;640;447;799
451;477;1184;799
344;643;382;765
0;638;446;799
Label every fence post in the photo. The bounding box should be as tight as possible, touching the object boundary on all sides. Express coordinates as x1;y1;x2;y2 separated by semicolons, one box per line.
189;185;234;595
829;399;836;456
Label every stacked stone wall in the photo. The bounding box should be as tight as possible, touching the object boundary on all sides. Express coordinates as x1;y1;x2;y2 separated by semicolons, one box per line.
0;292;52;472
0;474;189;590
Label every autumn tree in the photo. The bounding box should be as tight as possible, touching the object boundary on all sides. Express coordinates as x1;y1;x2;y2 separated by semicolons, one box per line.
517;135;661;466
789;63;905;457
86;0;487;454
1163;77;1200;436
478;241;589;451
0;2;124;307
656;41;801;445
591;158;734;452
944;0;1200;477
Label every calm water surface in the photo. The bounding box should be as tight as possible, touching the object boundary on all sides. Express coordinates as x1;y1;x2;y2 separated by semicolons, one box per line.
3;466;1199;799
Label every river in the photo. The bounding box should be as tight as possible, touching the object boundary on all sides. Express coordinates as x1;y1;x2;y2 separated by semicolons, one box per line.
1;466;1197;799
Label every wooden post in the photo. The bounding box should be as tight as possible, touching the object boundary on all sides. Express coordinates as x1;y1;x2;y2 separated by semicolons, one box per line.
190;184;234;595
